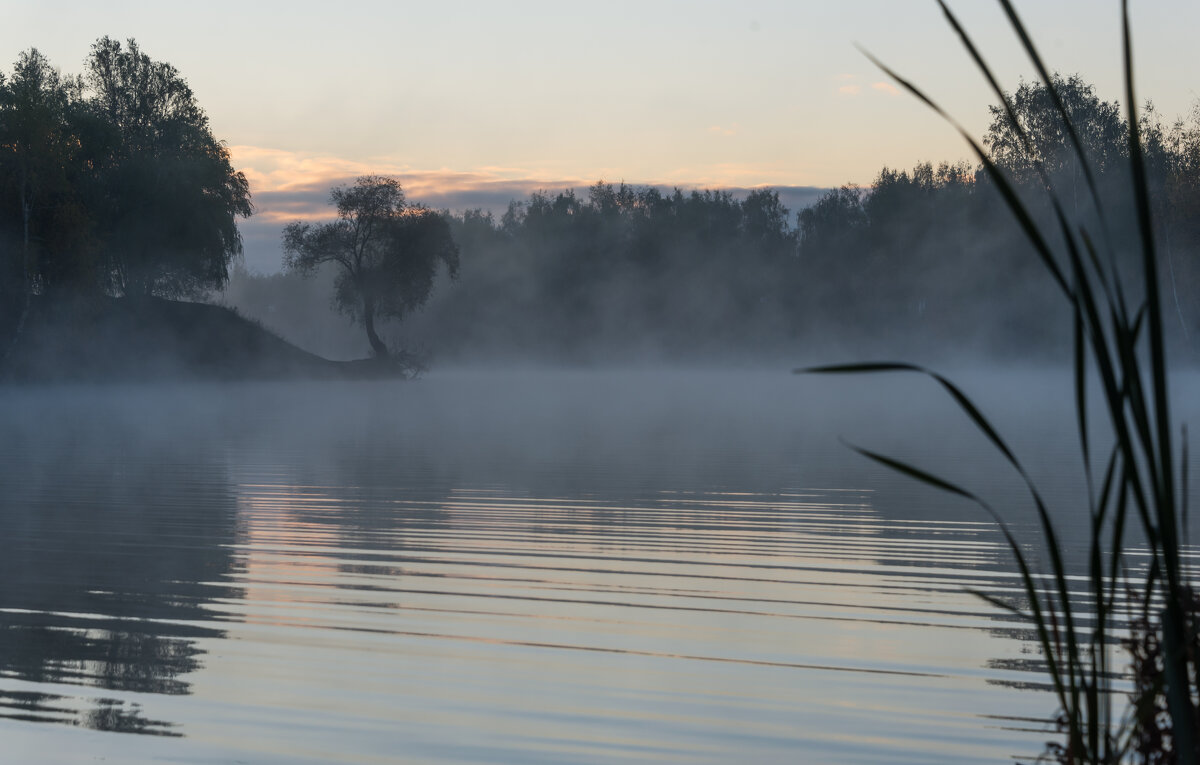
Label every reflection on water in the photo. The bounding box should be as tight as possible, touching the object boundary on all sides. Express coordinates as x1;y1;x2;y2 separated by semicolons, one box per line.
0;404;238;739
2;368;1183;763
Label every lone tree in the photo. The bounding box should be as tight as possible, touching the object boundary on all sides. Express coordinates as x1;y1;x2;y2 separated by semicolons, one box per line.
282;175;459;358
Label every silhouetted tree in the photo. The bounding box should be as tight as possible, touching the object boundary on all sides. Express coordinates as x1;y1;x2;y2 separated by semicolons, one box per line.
984;74;1127;208
0;51;88;301
282;176;460;357
1164;107;1200;255
82;38;251;297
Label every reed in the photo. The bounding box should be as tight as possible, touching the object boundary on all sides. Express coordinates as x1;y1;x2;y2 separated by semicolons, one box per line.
801;2;1197;762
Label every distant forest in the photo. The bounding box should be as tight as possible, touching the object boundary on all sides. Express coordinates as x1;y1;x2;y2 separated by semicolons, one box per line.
227;74;1200;364
3;40;1198;366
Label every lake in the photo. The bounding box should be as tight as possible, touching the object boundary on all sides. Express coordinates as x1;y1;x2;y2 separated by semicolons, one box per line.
1;367;1190;763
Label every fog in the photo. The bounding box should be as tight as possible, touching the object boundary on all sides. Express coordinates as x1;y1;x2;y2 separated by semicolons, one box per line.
8;364;1200;597
6;364;1184;527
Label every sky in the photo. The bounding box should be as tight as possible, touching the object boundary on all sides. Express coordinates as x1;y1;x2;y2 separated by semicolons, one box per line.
2;0;1198;272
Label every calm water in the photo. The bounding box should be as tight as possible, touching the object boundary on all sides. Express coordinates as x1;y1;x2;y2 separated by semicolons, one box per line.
1;368;1191;763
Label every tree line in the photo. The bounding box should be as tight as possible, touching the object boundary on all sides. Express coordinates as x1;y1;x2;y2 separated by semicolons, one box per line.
425;183;801;359
380;73;1200;362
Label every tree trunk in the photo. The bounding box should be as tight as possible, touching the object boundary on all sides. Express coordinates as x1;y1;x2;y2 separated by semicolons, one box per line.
362;298;388;358
4;180;34;366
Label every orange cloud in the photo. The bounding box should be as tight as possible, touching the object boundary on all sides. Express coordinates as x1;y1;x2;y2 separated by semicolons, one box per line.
228;145;597;222
838;84;862;95
871;81;899;96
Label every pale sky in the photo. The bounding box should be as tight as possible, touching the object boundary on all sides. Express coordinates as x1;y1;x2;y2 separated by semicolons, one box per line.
2;1;1197;270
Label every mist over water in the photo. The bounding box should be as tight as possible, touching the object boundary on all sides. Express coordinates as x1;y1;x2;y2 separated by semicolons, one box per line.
4;366;1194;763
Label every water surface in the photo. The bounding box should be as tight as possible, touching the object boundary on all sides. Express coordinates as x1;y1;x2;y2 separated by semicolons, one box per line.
1;368;1181;763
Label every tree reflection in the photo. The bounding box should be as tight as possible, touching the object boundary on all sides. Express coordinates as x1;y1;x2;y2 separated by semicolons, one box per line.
0;389;242;735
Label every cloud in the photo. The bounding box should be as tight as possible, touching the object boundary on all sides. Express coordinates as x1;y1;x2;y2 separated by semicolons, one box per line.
250;177;569;223
871;81;899;96
834;72;862;96
708;125;737;137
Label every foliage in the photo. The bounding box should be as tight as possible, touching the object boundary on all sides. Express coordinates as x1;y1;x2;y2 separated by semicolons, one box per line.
805;1;1200;762
282;175;459;358
0;38;251;302
82;37;252;297
0;49;85;294
985;74;1128;188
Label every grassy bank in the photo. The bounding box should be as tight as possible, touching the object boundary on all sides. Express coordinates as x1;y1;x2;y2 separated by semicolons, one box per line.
0;295;411;382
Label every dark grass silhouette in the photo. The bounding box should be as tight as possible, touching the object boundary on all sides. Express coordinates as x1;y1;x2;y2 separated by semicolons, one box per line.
0;296;421;382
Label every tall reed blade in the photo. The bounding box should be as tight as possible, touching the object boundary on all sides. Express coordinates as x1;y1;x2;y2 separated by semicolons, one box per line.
804;1;1198;761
